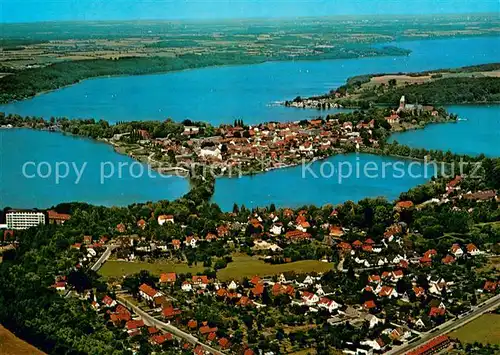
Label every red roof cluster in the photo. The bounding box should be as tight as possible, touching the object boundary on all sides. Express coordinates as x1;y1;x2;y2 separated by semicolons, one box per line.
406;336;450;355
285;230;311;240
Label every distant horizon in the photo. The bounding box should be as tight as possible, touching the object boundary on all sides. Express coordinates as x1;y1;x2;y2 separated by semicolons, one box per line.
2;12;500;26
1;0;499;24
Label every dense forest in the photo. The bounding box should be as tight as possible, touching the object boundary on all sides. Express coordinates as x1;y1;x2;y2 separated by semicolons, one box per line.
366;77;500;105
314;63;500;106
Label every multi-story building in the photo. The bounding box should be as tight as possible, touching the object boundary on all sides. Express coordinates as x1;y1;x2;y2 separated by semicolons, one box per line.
6;210;46;230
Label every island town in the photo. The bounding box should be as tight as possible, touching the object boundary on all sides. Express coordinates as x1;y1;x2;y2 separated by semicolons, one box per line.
0;95;452;180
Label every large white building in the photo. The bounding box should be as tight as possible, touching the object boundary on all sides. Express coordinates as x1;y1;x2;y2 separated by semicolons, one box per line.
6;210;46;230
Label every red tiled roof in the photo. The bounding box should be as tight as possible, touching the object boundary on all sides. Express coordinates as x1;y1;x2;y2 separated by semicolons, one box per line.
406;336;449;355
362;244;373;252
148;327;160;335
251;283;264;296
467;243;479;252
192;275;210;284
442;255;456;264
199;325;218;335
218;337;230;349
238;296;253;307
160;272;176;283
363;300;376;309
47;210;71;221
429;307;446;317
126;319;145;330
413;286;425;297
352;240;363;246
396;200;414;209
102;295;114;306
338;241;351;250
285;230;311;240
162;306;181;319
150;333;173;345
250;275;261;285
139;283;160;298
484;280;498;292
378;286;394;297
216;288;228;297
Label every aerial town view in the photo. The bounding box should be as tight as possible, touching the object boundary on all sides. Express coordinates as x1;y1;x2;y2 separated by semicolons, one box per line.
1;1;500;354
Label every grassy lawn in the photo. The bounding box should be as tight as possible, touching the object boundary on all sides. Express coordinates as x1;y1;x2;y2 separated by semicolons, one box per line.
0;325;45;355
99;260;206;278
450;314;500;345
217;255;334;282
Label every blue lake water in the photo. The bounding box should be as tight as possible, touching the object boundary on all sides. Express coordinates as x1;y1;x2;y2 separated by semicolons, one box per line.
213;154;436;211
1;36;499;209
389;105;500;157
0;129;188;208
1;36;499;125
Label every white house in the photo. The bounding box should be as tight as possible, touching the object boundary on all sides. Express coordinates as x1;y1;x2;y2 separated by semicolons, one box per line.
185;236;197;248
270;223;283;236
301;292;320;306
138;284;163;302
466;243;482;256
318;297;340;313
228;281;238;290
450;244;464;257
365;314;383;329
415;318;426;328
361;339;383;351
302;275;315;286
158;215;174;225
200;146;222;160
181;282;192;292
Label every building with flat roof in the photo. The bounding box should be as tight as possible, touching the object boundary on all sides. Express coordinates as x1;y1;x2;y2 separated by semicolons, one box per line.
6;210;46;230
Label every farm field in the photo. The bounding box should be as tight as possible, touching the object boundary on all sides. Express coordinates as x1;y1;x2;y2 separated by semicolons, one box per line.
99;255;334;282
99;260;206;278
450;313;500;345
217;255;334;281
0;325;45;355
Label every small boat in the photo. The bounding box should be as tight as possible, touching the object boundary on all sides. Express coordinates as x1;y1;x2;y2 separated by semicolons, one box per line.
457;118;468;121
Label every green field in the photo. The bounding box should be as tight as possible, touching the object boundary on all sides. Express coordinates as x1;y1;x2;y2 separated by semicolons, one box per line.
99;256;334;281
99;260;206;278
216;255;334;281
450;314;500;345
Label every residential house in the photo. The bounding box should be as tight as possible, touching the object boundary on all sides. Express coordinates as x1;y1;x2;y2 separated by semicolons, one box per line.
181;282;193;292
450;243;464;258
317;297;340;313
301;291;320;306
365;314;383;329
159;273;177;284
378;286;398;299
484;281;498;293
139;284;163;302
466;243;481;256
270;222;283;236
192;276;210;289
102;295;117;308
158;215;174;225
